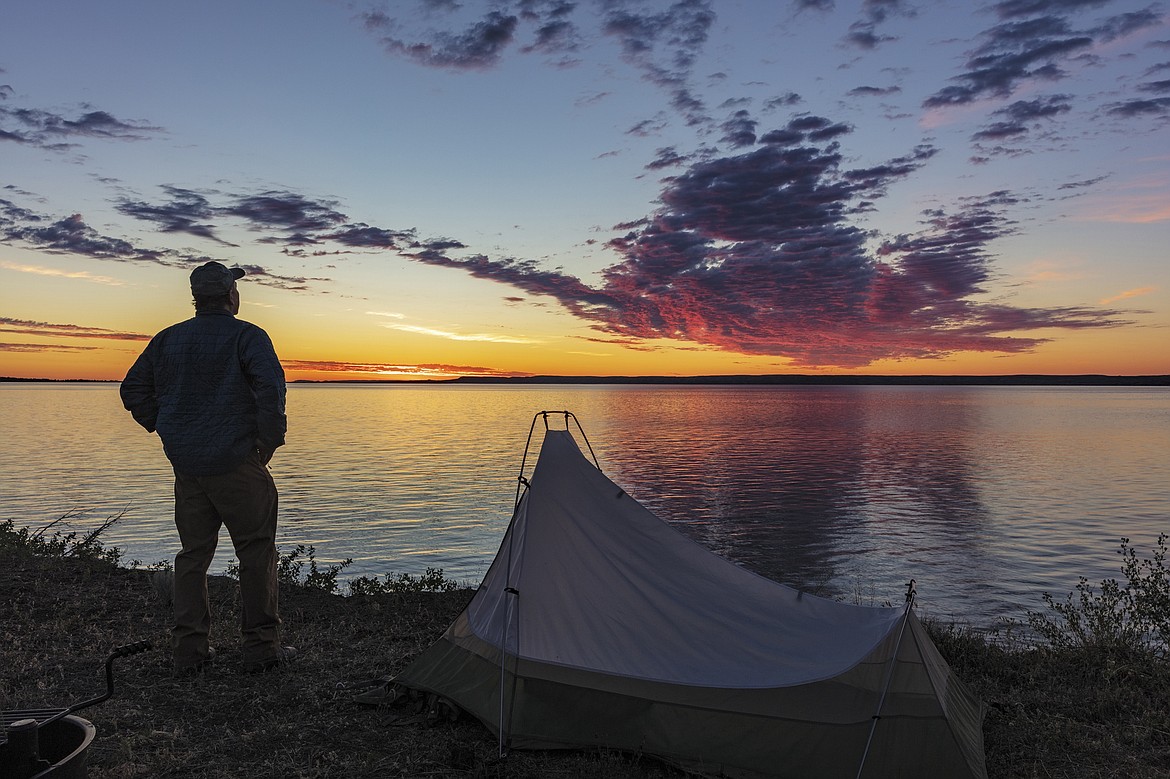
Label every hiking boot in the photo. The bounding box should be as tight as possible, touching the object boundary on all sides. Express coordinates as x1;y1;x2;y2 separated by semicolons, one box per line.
175;647;216;677
243;645;297;674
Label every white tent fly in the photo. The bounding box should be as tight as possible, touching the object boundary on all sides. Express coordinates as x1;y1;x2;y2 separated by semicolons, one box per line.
393;412;987;779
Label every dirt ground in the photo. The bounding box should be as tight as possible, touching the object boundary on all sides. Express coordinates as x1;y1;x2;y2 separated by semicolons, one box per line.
0;551;681;778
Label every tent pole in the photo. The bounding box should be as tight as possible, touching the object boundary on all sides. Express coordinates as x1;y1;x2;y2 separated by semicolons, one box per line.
498;410;596;758
498;585;520;757
855;579;917;779
497;474;531;758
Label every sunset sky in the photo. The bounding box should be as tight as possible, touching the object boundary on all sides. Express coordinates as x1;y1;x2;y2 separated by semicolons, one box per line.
2;0;1168;381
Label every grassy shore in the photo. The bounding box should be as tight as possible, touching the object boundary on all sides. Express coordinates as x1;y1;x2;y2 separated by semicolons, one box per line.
3;520;1170;778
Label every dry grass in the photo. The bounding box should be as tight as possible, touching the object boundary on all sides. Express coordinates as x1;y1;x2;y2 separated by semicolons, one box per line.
0;547;679;778
5;522;1170;778
928;621;1170;779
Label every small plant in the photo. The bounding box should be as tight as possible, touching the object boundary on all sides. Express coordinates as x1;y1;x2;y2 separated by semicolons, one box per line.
224;544;467;596
1026;534;1170;656
348;566;464;595
129;558;173;572
226;543;354;593
0;511;125;565
278;543;353;592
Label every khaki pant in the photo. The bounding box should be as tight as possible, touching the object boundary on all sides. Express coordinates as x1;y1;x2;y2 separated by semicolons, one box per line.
172;452;281;668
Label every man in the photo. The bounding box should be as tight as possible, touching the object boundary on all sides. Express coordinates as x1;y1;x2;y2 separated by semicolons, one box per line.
121;261;295;675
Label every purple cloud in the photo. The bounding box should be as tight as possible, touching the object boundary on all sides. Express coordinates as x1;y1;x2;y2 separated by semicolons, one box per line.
848;85;902;97
601;0;716;125
116;186;228;244
791;0;835;11
519;0;581;56
224;192;348;234
1;199;320;290
0;342;99;353
0;86;163;150
719;110;758;148
991;0;1111;18
323;224;418;250
1106;96;1170;117
972;94;1072;142
924;18;1091;108
364;9;520;70
840;0;915;50
118;188;384;250
5;213;165;263
0;317;150;342
844;26;894;50
359;1;718;126
1138;78;1170;93
646;146;689;170
763;92;803;111
925;4;1161;109
395;128;1126;367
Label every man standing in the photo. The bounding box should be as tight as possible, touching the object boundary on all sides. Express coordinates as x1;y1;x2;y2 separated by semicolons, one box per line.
121;261;295;675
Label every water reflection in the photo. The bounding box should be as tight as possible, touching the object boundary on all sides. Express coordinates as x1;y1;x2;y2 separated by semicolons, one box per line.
591;388;993;612
1;383;1167;628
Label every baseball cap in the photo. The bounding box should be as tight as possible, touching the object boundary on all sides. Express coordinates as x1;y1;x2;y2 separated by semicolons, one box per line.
190;261;245;295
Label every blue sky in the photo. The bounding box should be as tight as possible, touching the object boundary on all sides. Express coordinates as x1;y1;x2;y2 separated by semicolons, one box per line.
2;0;1168;379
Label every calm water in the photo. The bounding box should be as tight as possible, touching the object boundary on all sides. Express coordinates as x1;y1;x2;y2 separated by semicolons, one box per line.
2;382;1167;627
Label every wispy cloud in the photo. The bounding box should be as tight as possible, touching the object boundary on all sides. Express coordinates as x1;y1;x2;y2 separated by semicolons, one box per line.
924;2;1163;110
1099;286;1157;305
1099;70;1170;118
843;0;916;51
0;197;326;290
362;9;521;70
0;92;163;151
1076;175;1170;222
1018;259;1086;284
358;1;716;125
972;94;1072;144
848;85;902;97
1105;95;1170;118
114;186;451;259
280;359;532;378
0;342;100;353
1090;199;1170;222
0;317;149;341
566;349;613;357
383;322;542;344
3;210;167;263
0;260;122;285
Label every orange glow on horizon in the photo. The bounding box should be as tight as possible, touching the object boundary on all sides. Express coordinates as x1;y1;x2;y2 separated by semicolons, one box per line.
3;332;1168;383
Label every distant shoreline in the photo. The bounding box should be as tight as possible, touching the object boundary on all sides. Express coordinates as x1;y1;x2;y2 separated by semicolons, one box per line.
4;374;1168;386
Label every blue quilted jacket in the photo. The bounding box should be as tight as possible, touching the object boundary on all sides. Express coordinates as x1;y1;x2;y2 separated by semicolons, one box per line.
121;309;287;476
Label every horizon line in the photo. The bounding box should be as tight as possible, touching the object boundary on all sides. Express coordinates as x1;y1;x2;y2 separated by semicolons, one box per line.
4;374;1168;386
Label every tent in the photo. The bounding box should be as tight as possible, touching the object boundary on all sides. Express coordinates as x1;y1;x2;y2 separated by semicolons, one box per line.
393;413;987;779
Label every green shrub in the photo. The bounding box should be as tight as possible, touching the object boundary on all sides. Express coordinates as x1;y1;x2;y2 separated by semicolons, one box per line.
225;543;352;592
348;566;464;595
225;544;466;596
0;512;124;565
1026;534;1170;656
276;543;352;592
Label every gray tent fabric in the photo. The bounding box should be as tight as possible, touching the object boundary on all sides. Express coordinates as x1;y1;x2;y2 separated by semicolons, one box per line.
394;426;987;779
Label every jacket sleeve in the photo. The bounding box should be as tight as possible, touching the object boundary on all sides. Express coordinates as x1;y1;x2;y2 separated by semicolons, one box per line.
120;343;159;433
240;327;287;452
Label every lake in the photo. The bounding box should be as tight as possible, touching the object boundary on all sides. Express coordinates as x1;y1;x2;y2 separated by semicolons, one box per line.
2;382;1167;628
